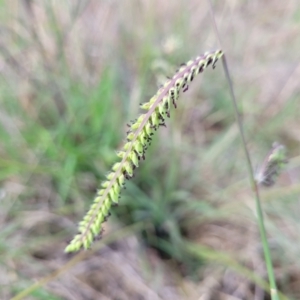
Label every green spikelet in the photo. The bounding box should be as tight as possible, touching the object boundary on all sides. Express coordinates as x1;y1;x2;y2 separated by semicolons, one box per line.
255;142;287;187
65;49;224;253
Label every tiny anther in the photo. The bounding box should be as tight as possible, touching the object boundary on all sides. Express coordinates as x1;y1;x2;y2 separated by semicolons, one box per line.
212;59;218;69
173;100;177;108
183;86;189;92
207;57;213;66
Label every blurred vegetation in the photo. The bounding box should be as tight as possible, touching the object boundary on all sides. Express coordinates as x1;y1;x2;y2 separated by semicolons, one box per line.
0;1;300;299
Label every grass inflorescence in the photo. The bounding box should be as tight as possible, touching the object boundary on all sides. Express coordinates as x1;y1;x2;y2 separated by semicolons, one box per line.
255;142;287;187
65;49;224;252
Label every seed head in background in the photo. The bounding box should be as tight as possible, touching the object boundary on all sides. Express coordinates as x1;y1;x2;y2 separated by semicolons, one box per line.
255;142;287;187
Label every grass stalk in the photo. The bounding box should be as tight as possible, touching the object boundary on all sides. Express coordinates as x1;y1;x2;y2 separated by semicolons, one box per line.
207;1;280;299
221;55;280;300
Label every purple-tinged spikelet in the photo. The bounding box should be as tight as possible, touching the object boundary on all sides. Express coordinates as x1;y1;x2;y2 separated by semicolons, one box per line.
65;50;224;252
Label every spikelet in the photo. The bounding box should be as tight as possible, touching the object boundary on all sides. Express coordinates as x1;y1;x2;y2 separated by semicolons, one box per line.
255;142;287;187
65;49;224;252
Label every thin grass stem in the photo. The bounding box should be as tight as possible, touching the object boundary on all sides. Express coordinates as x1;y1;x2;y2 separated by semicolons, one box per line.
207;1;280;299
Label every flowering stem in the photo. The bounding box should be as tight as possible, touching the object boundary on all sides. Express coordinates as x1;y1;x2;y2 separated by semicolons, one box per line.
207;2;280;299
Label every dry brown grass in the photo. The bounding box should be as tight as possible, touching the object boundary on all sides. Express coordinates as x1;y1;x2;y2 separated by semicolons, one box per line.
1;0;300;299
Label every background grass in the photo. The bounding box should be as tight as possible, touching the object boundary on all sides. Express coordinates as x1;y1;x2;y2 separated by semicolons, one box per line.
1;0;300;299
